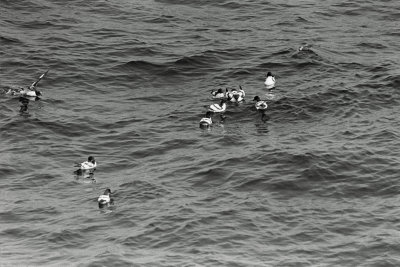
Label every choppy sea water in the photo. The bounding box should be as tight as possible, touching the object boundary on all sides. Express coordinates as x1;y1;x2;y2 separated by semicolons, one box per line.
1;0;400;266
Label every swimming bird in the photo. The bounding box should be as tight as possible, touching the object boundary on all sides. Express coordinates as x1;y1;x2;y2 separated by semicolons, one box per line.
8;70;48;98
226;86;245;102
298;44;312;51
264;72;276;89
208;99;227;113
199;111;213;128
210;88;226;99
22;70;48;97
98;189;112;208
20;88;41;98
253;96;268;111
75;156;97;170
5;70;48;98
6;87;41;98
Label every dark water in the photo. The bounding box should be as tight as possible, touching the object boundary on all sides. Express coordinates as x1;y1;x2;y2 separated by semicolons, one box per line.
1;0;399;266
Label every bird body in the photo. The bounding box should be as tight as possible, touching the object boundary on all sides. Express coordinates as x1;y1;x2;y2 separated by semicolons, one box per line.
208;100;227;113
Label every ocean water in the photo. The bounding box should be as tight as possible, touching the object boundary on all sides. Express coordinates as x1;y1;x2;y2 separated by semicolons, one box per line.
1;0;399;266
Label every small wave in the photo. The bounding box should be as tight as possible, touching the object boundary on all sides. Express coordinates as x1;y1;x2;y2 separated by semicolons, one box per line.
116;53;220;78
218;1;252;9
118;180;170;201
189;167;233;188
129;46;160;56
1;117;100;141
175;55;208;67
0;211;21;223
9;173;55;190
291;48;323;61
3;227;45;239
383;74;400;89
343;9;362;16
371;129;399;142
296;16;313;23
175;47;244;68
338;62;365;70
116;48;247;78
272;20;297;27
0;35;21;45
144;14;188;24
86;27;131;38
20;20;56;30
154;0;219;8
1;0;50;10
271;48;294;56
215;28;251;33
118;60;167;73
302;166;343;183
357;42;387;49
87;257;134;267
47;229;86;249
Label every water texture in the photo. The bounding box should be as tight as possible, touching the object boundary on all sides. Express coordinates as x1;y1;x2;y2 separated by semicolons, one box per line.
1;0;399;266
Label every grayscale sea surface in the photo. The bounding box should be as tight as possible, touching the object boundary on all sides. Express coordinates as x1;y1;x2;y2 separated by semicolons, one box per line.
1;0;399;266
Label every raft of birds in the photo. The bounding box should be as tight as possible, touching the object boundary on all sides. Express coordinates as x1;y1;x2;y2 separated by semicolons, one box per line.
200;71;275;129
4;69;277;209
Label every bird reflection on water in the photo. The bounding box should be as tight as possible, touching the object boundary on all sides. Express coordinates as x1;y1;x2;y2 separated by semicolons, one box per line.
74;169;97;184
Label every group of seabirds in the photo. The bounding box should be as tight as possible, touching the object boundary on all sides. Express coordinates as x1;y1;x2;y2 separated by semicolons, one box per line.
200;71;276;129
74;156;113;208
4;71;113;208
4;66;277;209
